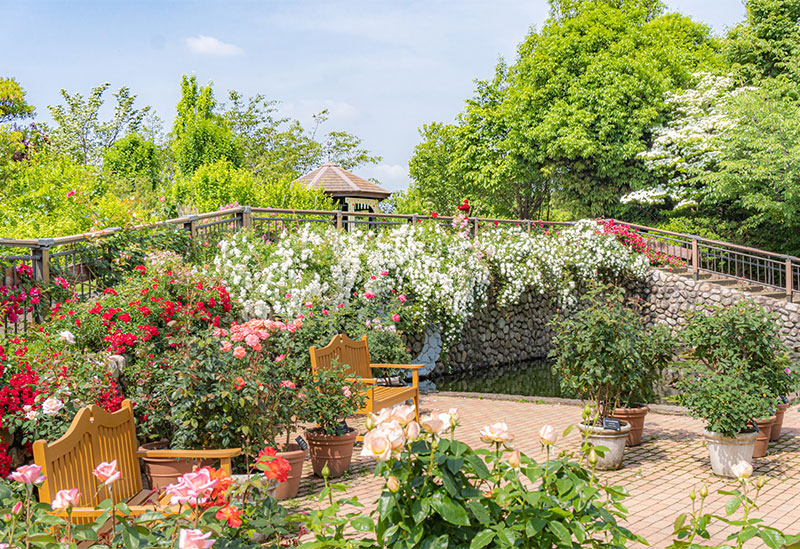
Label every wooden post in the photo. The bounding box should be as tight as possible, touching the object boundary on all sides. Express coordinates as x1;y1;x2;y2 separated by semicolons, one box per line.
527;220;532;234
411;214;418;226
241;206;253;229
786;257;793;302
184;215;198;241
32;239;53;286
336;211;343;231
691;237;699;280
472;218;479;239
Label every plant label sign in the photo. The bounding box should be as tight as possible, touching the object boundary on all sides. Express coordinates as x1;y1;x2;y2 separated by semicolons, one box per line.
602;417;621;431
295;436;308;451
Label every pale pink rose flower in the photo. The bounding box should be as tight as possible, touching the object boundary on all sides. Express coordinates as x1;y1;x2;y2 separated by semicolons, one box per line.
361;429;393;461
374;408;394;425
92;460;121;485
343;385;352;397
233;346;246;359
508;450;521;468
390;405;416;426
731;461;753;480
539;424;558;446
244;333;260;348
398;294;407;303
382;421;406;450
220;341;232;352
51;488;81;511
405;421;421;440
480;422;515;446
8;464;44;485
178;528;215;549
166;469;218;505
420;414;446;435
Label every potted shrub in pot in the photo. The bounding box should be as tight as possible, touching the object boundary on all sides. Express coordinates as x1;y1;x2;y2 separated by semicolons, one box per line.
676;301;785;475
303;361;367;478
550;285;674;468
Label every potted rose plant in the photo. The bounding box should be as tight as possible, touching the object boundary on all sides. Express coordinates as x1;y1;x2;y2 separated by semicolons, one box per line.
302;361;367;477
550;285;675;469
676;301;786;475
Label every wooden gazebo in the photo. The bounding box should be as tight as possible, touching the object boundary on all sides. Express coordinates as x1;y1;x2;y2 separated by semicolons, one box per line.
294;162;391;213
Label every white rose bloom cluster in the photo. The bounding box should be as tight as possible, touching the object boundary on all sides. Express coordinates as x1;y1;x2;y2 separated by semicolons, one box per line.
212;219;650;345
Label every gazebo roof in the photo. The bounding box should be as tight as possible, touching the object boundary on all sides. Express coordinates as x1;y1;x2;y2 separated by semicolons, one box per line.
295;162;391;200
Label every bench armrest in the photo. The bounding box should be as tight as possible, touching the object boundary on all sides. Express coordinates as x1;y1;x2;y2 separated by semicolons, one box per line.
371;363;425;370
348;377;377;385
136;448;241;459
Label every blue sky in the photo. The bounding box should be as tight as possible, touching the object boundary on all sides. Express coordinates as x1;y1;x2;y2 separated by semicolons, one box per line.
2;1;746;191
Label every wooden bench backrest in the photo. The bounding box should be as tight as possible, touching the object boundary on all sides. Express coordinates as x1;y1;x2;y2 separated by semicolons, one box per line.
310;334;373;380
32;400;143;506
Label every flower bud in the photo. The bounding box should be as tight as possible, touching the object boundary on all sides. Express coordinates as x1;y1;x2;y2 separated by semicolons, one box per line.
539;424;558;446
582;404;592;420
756;476;767;489
689;488;696;501
365;414;377;431
386;476;400;493
11;501;22;515
588;448;598;465
508;450;521;468
405;421;421;441
699;484;708;499
321;462;330;479
2;513;10;522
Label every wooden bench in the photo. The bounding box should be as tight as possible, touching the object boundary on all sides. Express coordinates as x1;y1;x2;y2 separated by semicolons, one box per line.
32;399;240;523
310;334;422;425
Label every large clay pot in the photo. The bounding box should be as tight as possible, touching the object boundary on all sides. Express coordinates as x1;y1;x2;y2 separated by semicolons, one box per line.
771;402;790;442
612;405;649;447
704;430;757;478
305;429;357;478
138;441;214;491
578;421;631;470
752;416;776;458
274;443;307;500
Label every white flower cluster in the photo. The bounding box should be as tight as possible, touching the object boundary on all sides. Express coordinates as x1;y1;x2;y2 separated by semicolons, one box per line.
213;219;649;345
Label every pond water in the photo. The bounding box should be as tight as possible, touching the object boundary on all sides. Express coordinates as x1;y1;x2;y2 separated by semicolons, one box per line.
428;359;567;398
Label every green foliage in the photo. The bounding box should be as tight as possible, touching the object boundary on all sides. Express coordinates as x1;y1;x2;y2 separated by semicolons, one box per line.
48;82;151;165
304;361;367;435
550;284;675;414
174;159;258;212
675;301;794;437
102;133;161;191
0;77;34;123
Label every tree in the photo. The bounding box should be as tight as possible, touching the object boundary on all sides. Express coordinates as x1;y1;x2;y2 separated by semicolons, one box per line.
48;83;151;164
103;133;162;196
409;0;720;219
725;0;800;83
171;75;241;176
0;77;34;123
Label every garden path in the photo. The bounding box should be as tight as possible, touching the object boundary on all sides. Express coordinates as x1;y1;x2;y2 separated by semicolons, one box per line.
291;394;800;548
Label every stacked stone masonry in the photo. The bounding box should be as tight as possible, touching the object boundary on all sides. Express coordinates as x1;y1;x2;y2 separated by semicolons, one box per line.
427;268;800;374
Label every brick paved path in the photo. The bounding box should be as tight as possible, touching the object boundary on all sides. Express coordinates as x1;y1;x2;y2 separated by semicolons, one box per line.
291;394;800;547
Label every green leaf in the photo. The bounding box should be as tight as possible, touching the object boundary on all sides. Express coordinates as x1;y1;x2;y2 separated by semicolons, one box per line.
673;512;687;533
351;516;374;532
548;520;572;544
470;529;495;549
725;496;741;516
431;494;470;526
466;499;491;526
758;527;785;549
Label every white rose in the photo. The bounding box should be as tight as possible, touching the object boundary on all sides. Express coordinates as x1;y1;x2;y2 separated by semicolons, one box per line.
25;410;39;421
42;397;65;416
59;330;75;345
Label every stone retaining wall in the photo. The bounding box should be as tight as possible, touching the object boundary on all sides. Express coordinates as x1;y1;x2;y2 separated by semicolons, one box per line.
420;268;800;374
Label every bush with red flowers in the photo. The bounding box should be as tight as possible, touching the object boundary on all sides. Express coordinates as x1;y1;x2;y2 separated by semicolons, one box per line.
597;219;686;270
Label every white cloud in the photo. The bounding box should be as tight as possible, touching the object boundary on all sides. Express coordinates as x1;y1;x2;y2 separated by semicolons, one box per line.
185;35;244;57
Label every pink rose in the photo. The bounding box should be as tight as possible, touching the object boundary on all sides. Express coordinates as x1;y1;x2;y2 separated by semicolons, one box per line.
274;354;286;363
244;333;260;348
233;346;246;359
179;529;215;549
380;270;389;276
51;488;81;511
8;464;44;485
392;313;400;322
390;405;416;425
321;309;328;315
360;429;393;461
337;303;344;308
343;385;352;397
66;190;76;197
220;341;232;352
166;469;218;505
364;292;375;299
92;460;121;485
398;294;407;303
279;379;296;389
284;293;292;299
305;302;313;308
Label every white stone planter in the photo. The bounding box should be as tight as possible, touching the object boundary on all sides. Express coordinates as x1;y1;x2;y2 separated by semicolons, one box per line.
579;421;631;470
704;429;758;478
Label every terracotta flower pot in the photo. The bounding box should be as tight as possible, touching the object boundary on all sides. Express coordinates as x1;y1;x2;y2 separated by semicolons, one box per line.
138;441;214;491
704;429;757;478
771;402;790;442
752;416;776;458
305;428;357;478
274;443;307;500
612;405;649;447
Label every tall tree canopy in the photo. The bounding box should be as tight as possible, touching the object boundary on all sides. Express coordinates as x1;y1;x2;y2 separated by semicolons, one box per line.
407;0;720;218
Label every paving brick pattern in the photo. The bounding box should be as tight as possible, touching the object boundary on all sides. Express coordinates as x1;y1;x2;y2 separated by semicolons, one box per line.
290;394;800;547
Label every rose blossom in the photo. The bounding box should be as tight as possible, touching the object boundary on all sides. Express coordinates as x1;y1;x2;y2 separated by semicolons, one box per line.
178;529;215;548
364;292;375;299
41;397;65;416
93;460;121;485
398;294;407;303
25;410;38;421
391;313;400;322
220;341;232;352
420;414;447;435
343;385;352;397
8;464;44;485
233;346;246;359
279;379;296;389
361;429;393;461
405;421;421;440
59;330;75;345
166;469;218;505
731;461;753;480
508;450;521;468
51;488;81;511
386;476;400;492
480;422;515;446
390;405;416;425
244;333;260;348
539;424;558;446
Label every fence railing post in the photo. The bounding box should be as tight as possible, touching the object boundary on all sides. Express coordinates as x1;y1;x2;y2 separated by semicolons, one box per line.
527;220;532;234
691;237;699;280
184;215;199;241
336;211;343;231
785;257;793;302
31;239;53;286
241;206;253;229
472;218;479;239
411;214;418;226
